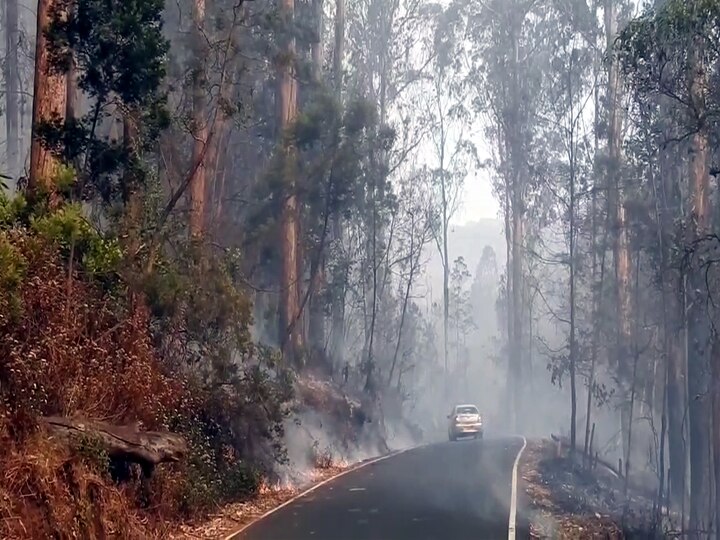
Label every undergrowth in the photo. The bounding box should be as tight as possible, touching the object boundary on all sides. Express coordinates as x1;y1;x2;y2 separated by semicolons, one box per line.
0;191;293;538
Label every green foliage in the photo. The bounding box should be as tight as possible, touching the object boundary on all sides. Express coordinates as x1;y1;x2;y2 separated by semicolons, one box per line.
72;433;110;475
31;204;122;277
40;0;170;203
0;191;28;227
293;92;342;149
617;0;720;99
0;233;27;318
218;461;261;501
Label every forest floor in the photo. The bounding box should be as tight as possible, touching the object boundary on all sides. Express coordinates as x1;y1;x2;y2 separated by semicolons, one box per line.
521;439;672;539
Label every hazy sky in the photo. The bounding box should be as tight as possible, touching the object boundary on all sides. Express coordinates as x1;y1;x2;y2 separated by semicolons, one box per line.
453;170;499;225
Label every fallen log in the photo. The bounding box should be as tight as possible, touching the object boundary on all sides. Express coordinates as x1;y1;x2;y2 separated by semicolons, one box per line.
42;416;187;476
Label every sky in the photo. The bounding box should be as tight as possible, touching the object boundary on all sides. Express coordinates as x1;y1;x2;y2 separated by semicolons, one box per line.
453;170;499;225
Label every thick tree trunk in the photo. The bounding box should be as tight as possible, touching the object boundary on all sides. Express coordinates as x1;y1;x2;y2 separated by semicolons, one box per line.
604;0;632;465
189;0;208;239
29;0;67;196
686;37;712;537
330;0;347;372
657;135;687;507
278;0;303;364
712;337;720;540
5;0;20;179
308;0;327;367
329;0;345;371
506;7;524;431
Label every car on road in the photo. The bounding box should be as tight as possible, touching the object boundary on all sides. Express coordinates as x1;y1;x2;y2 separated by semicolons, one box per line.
447;404;483;441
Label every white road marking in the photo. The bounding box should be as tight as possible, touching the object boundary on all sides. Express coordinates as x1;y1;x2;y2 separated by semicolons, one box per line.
223;446;418;540
349;487;366;492
508;436;528;540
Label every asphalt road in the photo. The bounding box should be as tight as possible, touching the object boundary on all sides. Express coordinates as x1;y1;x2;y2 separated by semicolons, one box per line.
231;436;528;540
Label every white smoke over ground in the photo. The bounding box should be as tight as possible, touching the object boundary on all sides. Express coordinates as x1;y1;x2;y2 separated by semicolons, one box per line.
270;375;421;488
411;217;659;493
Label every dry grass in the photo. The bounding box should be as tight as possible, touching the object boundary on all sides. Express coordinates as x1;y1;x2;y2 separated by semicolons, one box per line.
0;233;192;538
0;433;157;539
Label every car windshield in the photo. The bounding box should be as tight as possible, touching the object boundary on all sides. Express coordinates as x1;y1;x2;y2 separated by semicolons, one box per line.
456;406;478;415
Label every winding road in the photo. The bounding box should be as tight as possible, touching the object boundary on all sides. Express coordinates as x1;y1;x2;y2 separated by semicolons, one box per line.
228;436;529;540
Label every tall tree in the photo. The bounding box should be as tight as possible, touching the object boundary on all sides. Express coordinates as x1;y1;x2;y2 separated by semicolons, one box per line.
189;0;208;239
278;0;303;363
29;0;67;196
605;0;633;465
329;0;346;371
428;2;472;391
4;0;20;178
685;25;712;538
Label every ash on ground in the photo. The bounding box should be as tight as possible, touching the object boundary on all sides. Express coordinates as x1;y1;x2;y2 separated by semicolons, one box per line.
521;439;681;539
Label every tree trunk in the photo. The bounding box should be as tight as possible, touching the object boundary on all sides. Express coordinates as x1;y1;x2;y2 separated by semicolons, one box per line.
308;257;327;367
686;35;712;538
189;0;208;239
308;0;327;367
569;128;577;452
363;189;379;395
311;0;324;83
604;0;632;465
507;7;524;431
29;0;67;196
329;0;345;372
503;146;514;428
658;130;687;508
711;336;720;540
442;171;450;390
65;1;80;180
585;27;604;459
278;0;303;365
4;0;20;179
333;0;344;95
122;110;143;273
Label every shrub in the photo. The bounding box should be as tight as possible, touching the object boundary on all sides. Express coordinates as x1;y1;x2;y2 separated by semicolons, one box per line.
0;199;294;535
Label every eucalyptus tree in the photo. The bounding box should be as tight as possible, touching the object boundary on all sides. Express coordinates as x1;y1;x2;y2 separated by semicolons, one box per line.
618;0;720;530
423;0;476;391
468;0;553;429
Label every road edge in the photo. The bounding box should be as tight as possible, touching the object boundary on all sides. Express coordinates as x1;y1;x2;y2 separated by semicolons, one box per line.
223;446;419;540
508;436;527;540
